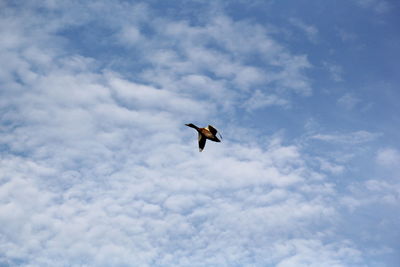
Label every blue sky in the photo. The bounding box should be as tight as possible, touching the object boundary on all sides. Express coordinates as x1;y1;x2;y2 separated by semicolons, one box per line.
1;0;399;266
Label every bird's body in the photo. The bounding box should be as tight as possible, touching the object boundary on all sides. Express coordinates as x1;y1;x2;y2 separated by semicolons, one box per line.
185;123;221;152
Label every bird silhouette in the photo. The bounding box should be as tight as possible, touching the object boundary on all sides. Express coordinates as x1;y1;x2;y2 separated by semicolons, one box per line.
185;123;222;152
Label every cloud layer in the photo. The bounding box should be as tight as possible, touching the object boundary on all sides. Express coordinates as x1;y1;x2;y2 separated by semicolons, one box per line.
1;1;399;266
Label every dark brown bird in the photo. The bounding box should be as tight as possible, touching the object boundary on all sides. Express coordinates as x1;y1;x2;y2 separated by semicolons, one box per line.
185;123;222;152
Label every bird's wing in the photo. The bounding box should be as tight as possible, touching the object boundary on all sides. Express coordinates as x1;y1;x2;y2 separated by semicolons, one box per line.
198;133;207;152
206;125;218;136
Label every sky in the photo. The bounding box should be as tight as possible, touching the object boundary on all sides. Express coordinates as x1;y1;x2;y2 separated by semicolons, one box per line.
0;0;399;266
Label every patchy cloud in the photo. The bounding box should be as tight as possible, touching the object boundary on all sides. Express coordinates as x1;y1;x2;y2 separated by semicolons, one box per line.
336;28;357;42
244;90;289;111
354;0;391;13
337;93;361;110
0;2;336;266
323;62;343;82
310;131;380;144
290;18;319;43
376;148;400;167
0;1;398;266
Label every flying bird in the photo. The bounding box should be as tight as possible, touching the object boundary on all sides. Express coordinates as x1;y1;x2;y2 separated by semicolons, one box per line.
185;123;222;152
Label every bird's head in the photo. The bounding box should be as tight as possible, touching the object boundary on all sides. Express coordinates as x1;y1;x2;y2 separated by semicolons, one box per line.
185;123;198;129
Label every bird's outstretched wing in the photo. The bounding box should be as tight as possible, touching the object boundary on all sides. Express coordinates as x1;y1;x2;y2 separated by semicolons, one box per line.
206;125;218;136
198;133;207;152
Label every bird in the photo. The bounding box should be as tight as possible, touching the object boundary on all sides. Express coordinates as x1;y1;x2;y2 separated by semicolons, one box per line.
185;123;222;152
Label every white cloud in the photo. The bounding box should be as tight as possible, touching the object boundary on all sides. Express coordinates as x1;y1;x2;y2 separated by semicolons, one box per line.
275;239;362;267
323;62;343;82
106;72;210;116
337;93;361;110
336;28;357;42
0;147;346;265
310;130;380;144
122;14;313;105
0;1;395;266
376;148;400;167
341;179;400;210
244;90;289;111
290;18;319;43
354;0;390;13
117;26;142;45
317;158;345;175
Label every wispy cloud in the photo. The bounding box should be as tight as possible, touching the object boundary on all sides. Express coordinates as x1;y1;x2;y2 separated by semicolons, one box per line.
323;62;343;82
317;158;345;175
336;28;357;42
310;131;380;144
376;148;400;167
244;90;289;111
337;93;361;110
289;18;319;43
342;179;399;210
115;14;313;104
354;0;391;13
